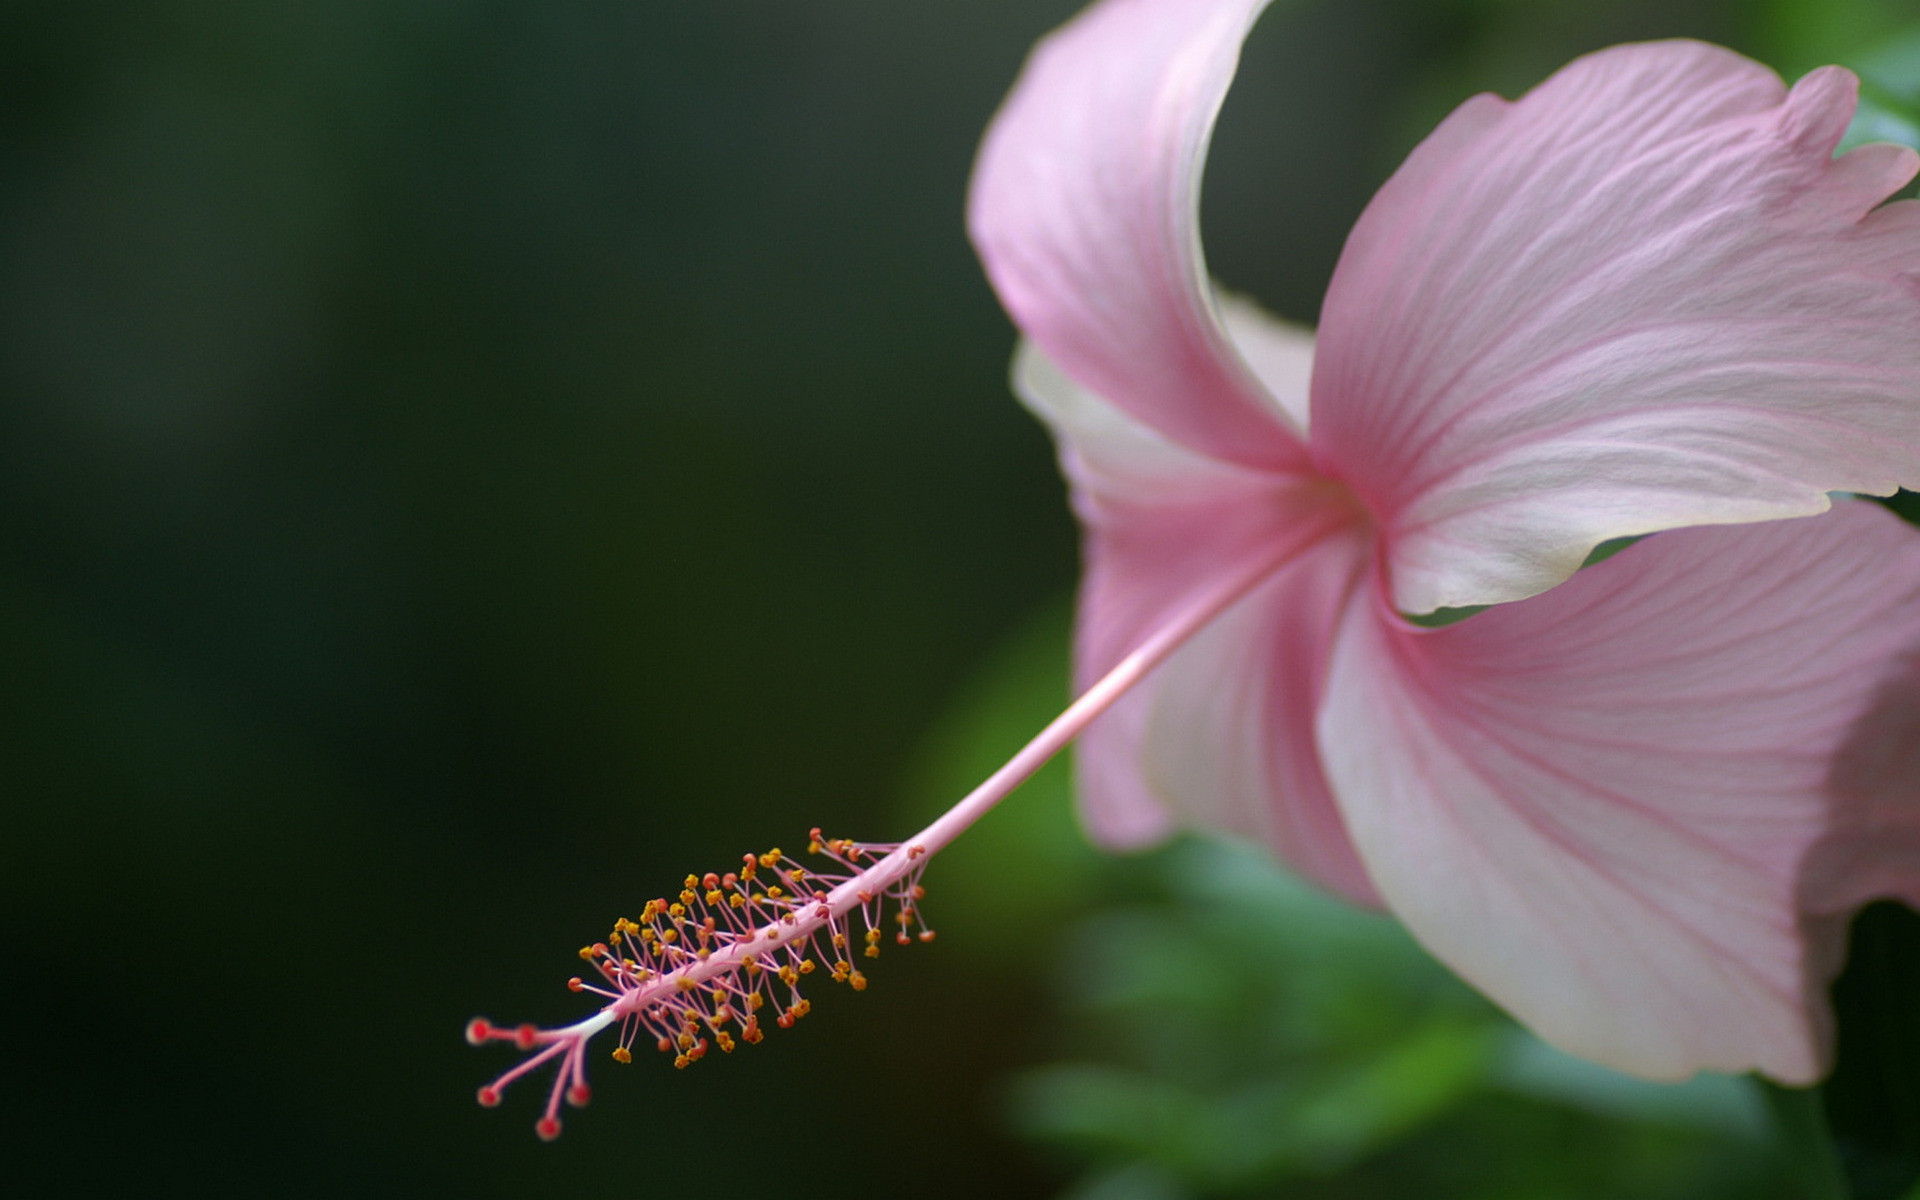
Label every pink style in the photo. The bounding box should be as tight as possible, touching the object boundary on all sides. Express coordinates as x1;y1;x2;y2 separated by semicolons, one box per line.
968;0;1920;1084
472;1;1920;1137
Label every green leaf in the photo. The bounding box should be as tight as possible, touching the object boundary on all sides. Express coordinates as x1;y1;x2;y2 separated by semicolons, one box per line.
1852;22;1920;107
1402;604;1488;628
1842;93;1920;155
1759;1079;1850;1200
1497;1038;1769;1139
896;597;1106;958
1839;20;1920;155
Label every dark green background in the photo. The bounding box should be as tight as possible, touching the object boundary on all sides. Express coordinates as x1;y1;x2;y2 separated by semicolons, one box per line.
3;1;1912;1195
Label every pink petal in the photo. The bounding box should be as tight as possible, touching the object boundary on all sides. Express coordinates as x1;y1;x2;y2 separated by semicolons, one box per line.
968;0;1313;474
1017;318;1378;904
1096;532;1375;904
1802;655;1920;929
1310;40;1920;614
1317;502;1920;1080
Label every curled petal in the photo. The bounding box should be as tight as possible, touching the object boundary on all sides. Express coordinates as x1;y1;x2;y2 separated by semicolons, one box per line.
1017;317;1377;903
1317;503;1920;1080
969;0;1312;473
1101;532;1375;904
1803;655;1920;925
1312;40;1920;613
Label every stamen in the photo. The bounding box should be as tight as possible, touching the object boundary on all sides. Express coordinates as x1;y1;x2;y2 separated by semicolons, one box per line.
468;523;1344;1139
467;831;934;1135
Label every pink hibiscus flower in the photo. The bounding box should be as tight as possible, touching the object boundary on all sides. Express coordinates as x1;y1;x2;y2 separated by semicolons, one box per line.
472;4;1920;1136
967;0;1920;1083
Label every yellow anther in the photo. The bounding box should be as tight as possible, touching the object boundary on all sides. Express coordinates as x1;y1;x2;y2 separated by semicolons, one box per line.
793;999;811;1018
641;927;658;942
799;959;816;975
767;886;785;900
778;965;798;986
850;970;868;991
787;867;806;881
674;1055;691;1070
865;945;881;959
832;932;847;948
895;910;911;926
706;890;724;906
762;848;783;866
717;1032;736;1053
662;929;679;944
612;1047;633;1064
865;929;881;943
679;890;696;906
743;1022;764;1044
677;977;696;993
578;946;596;961
677;1032;694;1050
729;894;746;909
748;993;765;1010
668;903;686;919
684;874;700;889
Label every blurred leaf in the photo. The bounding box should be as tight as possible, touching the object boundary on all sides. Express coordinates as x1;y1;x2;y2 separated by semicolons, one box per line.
1839;20;1920;154
1009;1025;1496;1190
1284;1022;1500;1171
1495;1037;1768;1140
1760;1081;1850;1200
1853;22;1920;105
1061;1163;1193;1200
1760;0;1920;80
1843;91;1920;153
897;597;1107;958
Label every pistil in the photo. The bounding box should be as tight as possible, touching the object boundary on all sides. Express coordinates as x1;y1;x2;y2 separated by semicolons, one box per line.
469;509;1358;1138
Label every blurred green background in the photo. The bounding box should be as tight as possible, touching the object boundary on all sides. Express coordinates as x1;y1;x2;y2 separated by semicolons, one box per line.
4;1;1918;1196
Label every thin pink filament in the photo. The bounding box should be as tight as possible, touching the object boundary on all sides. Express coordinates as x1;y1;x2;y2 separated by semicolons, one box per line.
475;505;1356;1134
